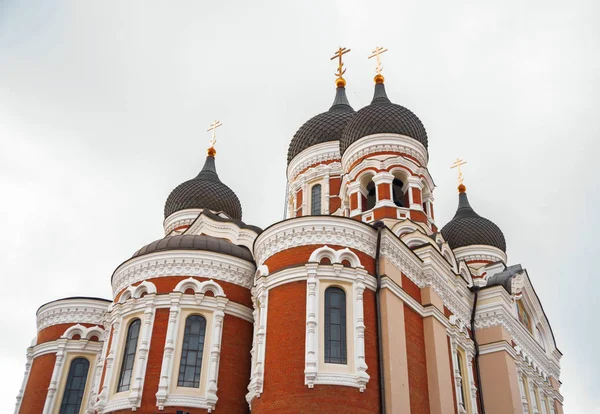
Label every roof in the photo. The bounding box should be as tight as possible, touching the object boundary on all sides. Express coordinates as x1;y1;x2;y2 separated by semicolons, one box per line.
36;296;111;315
164;155;242;220
486;264;523;294
287;86;354;164
441;191;507;252
340;82;428;154
131;234;254;262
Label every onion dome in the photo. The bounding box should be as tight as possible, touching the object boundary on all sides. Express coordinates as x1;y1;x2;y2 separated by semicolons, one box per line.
287;85;355;164
131;234;253;262
340;80;428;154
441;187;507;252
164;153;242;220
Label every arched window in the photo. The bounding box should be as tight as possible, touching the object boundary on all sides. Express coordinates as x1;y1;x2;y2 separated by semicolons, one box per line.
324;287;346;364
392;178;404;207
117;318;141;392
311;184;322;215
456;352;467;410
365;182;376;211
59;358;89;414
178;315;207;388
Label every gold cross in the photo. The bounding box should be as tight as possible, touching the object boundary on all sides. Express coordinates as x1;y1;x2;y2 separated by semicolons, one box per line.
207;120;222;148
331;47;351;78
450;158;467;185
368;46;389;75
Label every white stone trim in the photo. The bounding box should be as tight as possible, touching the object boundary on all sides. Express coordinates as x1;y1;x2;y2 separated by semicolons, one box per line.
247;266;269;405
163;209;203;235
453;245;507;265
184;211;260;250
61;324;105;341
173;277;226;296
112;250;255;297
254;216;377;267
341;133;429;172
156;291;228;412
303;246;370;391
14;346;33;414
37;298;110;331
287;141;341;181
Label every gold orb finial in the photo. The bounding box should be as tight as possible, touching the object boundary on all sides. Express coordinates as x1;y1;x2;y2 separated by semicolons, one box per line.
207;146;217;157
331;47;351;87
374;74;385;84
458;183;466;193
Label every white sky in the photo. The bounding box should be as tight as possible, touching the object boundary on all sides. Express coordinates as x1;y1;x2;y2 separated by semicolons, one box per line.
1;1;598;412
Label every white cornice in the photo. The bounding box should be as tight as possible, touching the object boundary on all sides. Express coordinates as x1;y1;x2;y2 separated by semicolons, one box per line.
184;212;260;251
163;209;203;235
453;245;507;265
112;250;255;298
37;298;110;332
341;133;429;172
287;141;341;181
254;216;377;266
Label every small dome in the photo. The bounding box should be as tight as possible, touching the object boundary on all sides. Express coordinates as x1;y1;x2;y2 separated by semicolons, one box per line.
132;234;253;262
287;86;355;164
441;191;506;252
164;155;242;220
340;82;428;154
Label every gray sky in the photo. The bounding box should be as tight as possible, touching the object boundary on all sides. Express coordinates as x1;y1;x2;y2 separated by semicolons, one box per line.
1;1;598;412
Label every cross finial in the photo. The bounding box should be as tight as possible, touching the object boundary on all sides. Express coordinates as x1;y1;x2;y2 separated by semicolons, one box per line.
451;158;467;192
368;46;389;78
330;47;351;87
206;120;222;156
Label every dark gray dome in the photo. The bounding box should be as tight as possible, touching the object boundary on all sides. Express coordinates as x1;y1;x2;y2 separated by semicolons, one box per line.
340;83;428;154
164;155;242;220
441;191;506;252
287;86;354;164
132;234;253;262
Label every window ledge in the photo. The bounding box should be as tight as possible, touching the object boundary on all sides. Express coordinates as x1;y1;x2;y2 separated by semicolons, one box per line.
307;371;370;392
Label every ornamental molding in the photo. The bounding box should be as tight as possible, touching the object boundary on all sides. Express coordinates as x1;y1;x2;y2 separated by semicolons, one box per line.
341;133;429;172
287;141;341;181
14;347;33;414
246;270;268;407
474;289;560;379
254;216;377;266
112;250;255;297
303;258;370;391
184;212;260;251
263;264;377;292
61;324;105;341
453;245;507;265
163;209;203;235
37;298;110;332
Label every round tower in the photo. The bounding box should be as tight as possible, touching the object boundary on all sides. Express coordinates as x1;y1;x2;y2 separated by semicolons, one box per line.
339;72;435;231
16;297;110;414
95;141;261;413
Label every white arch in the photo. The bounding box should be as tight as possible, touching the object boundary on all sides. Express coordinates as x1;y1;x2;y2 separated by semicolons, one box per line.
458;261;473;286
118;280;157;303
61;324;104;340
173;277;226;297
255;264;269;278
309;245;363;268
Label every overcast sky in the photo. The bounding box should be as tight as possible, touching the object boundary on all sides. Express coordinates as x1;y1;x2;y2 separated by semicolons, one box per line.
1;1;598;412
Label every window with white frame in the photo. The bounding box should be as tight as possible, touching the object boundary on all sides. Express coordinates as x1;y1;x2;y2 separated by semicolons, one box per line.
59;357;90;414
177;315;207;388
311;184;322;215
324;286;347;364
117;318;141;392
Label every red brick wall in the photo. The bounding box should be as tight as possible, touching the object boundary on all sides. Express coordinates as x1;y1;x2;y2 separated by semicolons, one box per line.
448;336;458;414
264;245;375;275
37;322;98;344
115;277;252;308
404;305;430;413
412;187;422;205
296;190;303;217
377;183;390;200
373;206;397;220
350;193;358;211
138;308;169;411
19;353;56;414
410;210;428;225
402;274;421;302
251;281;380;414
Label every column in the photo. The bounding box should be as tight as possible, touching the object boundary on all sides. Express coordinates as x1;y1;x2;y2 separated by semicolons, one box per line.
156;294;181;410
407;177;423;210
372;172;395;207
128;298;155;407
206;296;227;408
353;268;369;391
348;181;362;217
323;173;330;214
304;263;318;387
97;314;121;412
42;340;67;414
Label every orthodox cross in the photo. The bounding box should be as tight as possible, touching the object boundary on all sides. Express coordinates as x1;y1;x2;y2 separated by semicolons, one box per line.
451;158;467;186
368;46;389;75
331;47;351;78
207;120;223;148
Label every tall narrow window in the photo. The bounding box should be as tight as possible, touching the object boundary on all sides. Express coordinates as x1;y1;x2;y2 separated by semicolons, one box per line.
366;182;376;210
392;178;404;207
311;184;322;215
324;287;346;364
59;358;90;414
456;352;467;410
178;315;207;388
117;318;141;392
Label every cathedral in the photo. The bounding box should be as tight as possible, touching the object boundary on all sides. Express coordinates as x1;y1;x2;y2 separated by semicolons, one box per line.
15;48;564;414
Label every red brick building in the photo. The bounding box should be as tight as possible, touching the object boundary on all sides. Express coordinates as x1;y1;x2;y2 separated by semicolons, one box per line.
15;55;563;414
